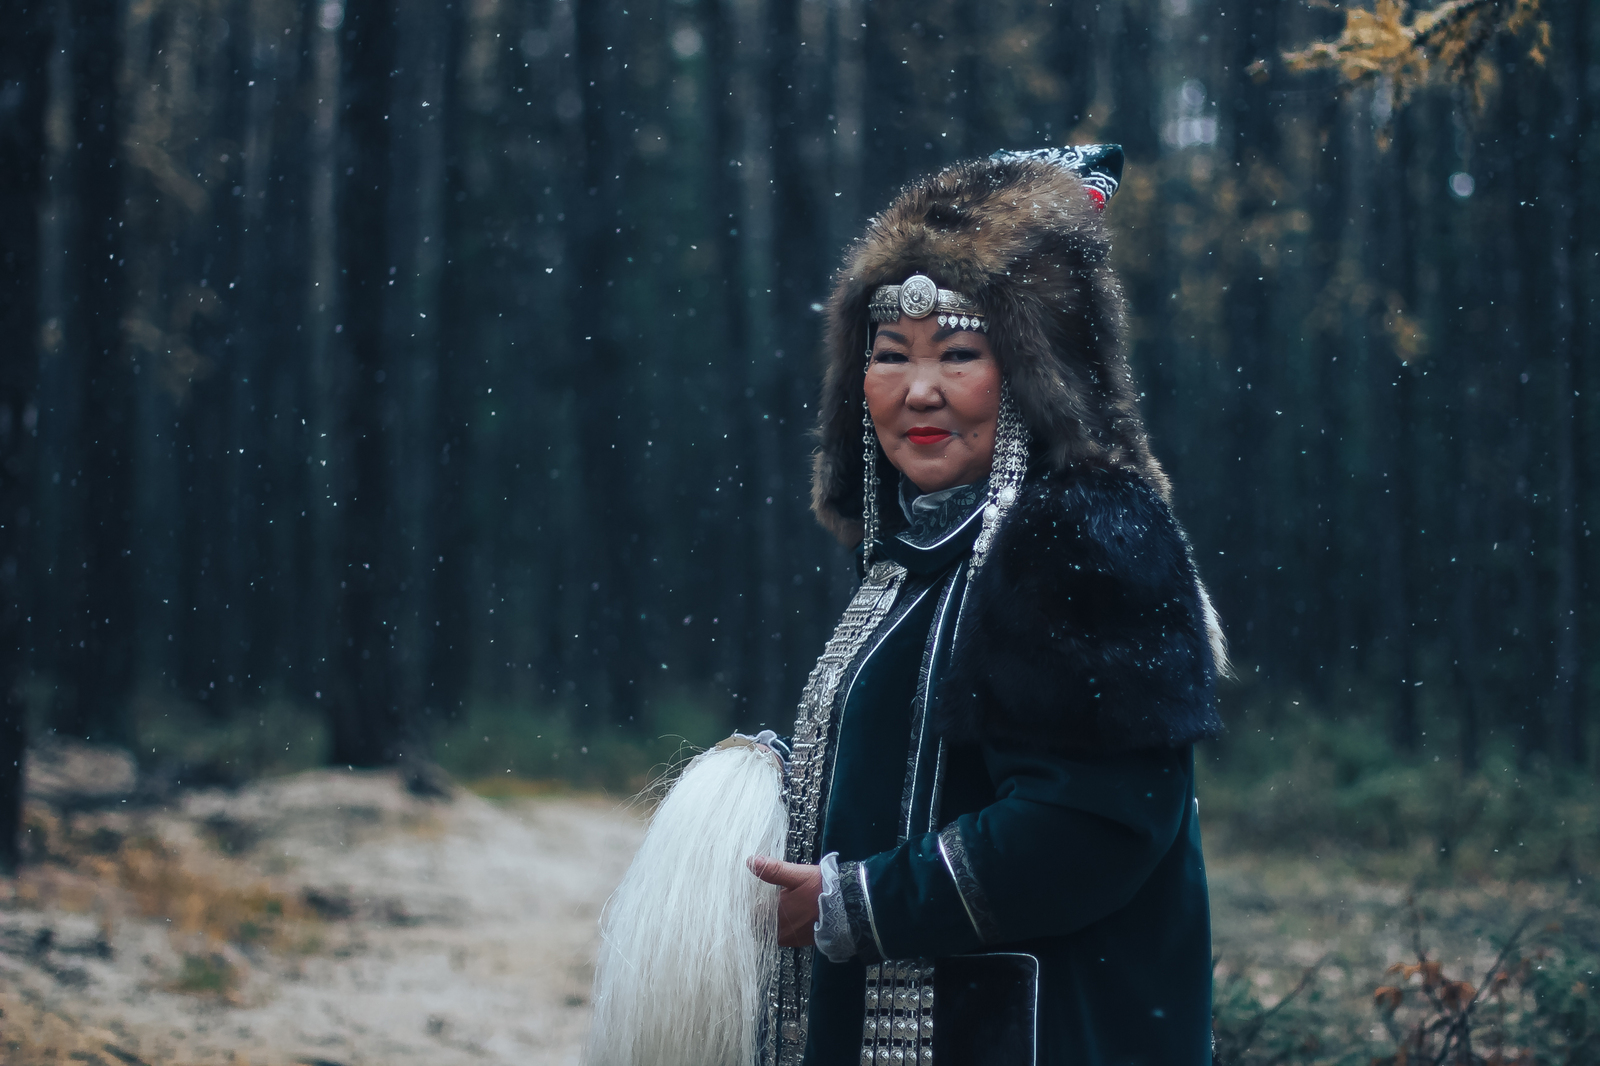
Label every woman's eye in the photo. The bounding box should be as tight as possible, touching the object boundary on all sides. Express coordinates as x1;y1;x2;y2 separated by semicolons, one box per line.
873;350;908;364
942;347;981;362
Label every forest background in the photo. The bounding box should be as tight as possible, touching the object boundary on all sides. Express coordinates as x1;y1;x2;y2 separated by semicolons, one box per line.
0;0;1595;888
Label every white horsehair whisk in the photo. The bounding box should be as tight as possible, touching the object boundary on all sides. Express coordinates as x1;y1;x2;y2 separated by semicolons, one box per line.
585;737;787;1066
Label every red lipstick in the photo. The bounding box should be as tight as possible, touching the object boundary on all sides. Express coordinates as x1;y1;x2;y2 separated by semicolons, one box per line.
907;426;953;445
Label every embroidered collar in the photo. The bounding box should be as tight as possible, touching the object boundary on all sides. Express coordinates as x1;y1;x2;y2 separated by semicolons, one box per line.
896;476;987;549
863;475;987;576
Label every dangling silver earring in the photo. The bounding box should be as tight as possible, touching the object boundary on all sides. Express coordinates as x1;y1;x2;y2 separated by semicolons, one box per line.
861;347;879;566
971;382;1029;572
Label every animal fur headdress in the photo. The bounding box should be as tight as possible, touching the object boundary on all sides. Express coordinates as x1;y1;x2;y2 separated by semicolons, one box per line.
810;147;1171;544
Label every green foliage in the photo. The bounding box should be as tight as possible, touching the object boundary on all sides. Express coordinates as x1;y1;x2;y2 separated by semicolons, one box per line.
170;952;240;999
1517;950;1600;1063
132;692;331;783
1198;700;1600;884
429;696;727;794
127;688;735;796
1213;962;1365;1066
1365;911;1600;1066
1214;913;1600;1065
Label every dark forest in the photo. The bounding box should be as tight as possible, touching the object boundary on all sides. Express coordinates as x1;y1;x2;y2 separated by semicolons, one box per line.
0;0;1593;872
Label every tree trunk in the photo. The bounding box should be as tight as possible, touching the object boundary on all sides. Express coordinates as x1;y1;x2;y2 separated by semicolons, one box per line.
384;0;451;740
571;0;644;730
1384;100;1421;754
332;0;404;766
0;0;52;872
302;0;345;711
57;0;133;744
1549;0;1587;766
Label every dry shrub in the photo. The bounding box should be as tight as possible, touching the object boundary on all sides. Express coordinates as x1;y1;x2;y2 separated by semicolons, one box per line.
0;990;155;1066
1214;902;1600;1064
1276;0;1551;144
14;800;318;999
1370;903;1600;1066
95;837;310;952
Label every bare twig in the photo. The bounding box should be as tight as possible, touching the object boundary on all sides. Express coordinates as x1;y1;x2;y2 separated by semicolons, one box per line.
1227;955;1328;1064
1425;914;1538;1066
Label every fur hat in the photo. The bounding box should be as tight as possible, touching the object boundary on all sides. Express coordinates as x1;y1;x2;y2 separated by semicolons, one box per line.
810;150;1171;545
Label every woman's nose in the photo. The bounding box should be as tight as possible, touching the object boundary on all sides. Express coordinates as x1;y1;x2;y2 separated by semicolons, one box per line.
905;373;944;409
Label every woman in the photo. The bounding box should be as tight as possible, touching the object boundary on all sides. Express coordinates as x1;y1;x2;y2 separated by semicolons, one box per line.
748;145;1226;1066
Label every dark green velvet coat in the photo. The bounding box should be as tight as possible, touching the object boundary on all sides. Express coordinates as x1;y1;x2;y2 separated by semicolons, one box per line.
802;468;1221;1066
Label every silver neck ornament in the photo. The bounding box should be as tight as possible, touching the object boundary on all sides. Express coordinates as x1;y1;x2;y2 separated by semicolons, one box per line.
970;382;1029;572
861;344;881;566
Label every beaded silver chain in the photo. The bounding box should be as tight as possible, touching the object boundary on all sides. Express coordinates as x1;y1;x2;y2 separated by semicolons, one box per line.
969;382;1029;572
766;559;909;1066
780;361;1023;1066
861;347;880;566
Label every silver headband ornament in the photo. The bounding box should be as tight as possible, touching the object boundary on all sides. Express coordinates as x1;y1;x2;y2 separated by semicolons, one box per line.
868;273;987;332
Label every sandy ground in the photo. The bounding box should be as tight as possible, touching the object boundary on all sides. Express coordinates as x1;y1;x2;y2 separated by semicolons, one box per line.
2;755;1584;1065
1;765;645;1066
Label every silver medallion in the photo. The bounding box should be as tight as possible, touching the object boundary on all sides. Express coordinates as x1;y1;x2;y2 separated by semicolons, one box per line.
898;274;938;319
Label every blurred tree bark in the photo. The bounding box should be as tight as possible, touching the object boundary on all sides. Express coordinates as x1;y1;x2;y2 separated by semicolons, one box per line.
302;0;345;713
384;0;451;742
332;0;403;765
0;1;52;871
701;0;752;714
1389;109;1421;755
1449;167;1483;773
571;0;646;730
1548;0;1587;766
56;0;133;745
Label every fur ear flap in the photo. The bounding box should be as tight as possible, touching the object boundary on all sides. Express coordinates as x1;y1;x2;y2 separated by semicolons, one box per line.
811;447;863;545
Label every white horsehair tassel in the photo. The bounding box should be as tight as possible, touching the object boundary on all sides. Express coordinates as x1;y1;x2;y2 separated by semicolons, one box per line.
585;737;787;1066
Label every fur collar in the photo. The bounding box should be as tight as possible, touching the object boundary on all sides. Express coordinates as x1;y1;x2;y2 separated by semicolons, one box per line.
935;469;1224;754
811;155;1170;545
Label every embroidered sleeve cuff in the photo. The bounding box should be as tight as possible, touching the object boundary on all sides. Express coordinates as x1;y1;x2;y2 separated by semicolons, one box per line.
837;859;886;964
937;822;1000;943
813;853;856;963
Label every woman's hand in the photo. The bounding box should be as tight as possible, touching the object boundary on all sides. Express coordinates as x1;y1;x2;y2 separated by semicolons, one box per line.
747;856;822;947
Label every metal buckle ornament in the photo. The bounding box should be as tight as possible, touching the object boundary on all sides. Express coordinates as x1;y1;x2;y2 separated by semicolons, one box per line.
897;274;939;319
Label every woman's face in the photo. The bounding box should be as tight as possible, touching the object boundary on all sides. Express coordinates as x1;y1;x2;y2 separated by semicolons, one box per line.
865;313;1001;495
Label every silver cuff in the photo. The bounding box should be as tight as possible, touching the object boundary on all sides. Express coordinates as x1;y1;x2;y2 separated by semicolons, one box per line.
813;852;856;963
855;860;887;960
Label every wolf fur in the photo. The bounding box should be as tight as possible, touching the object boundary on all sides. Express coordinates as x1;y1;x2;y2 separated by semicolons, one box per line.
585;741;786;1066
936;468;1225;753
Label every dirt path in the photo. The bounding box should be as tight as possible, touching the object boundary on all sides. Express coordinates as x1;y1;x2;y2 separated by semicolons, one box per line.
2;770;645;1066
